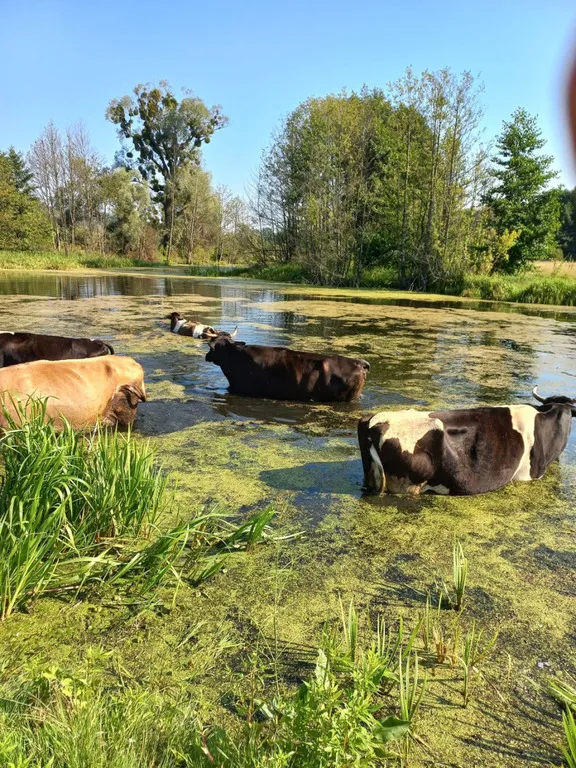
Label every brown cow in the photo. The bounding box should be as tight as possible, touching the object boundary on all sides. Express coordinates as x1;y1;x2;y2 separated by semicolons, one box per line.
0;332;114;368
205;337;370;402
166;312;238;340
0;356;146;430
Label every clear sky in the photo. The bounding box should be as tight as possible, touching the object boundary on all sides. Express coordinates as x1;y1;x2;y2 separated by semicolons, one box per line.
1;0;576;196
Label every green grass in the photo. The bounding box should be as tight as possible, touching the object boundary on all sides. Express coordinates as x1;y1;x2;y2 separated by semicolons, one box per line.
235;263;576;307
0;399;274;618
0;249;160;270
0;605;428;767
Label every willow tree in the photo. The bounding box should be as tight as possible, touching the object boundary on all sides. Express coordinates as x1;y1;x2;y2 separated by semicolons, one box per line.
107;81;227;260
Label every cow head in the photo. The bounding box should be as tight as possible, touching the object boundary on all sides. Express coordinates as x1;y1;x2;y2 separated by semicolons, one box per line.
532;386;576;416
205;337;245;364
166;311;183;322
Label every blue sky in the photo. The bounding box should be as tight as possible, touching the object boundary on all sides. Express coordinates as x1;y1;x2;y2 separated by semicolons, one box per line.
1;0;576;196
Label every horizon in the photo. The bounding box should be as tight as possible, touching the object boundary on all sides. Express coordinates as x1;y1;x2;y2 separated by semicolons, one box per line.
2;0;576;197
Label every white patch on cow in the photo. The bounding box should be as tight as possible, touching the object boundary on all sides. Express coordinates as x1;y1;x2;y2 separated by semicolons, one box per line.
173;319;188;334
509;405;538;481
422;483;450;495
368;409;443;453
0;331;14;335
192;324;208;339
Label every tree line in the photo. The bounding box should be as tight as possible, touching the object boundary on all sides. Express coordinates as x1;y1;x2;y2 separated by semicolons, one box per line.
1;70;576;285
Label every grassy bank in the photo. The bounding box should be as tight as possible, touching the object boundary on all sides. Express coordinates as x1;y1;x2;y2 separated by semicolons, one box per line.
0;249;159;270
234;263;576;306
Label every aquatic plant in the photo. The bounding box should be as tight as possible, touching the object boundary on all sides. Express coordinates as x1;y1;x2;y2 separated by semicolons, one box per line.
562;707;576;768
452;539;468;612
460;621;498;707
549;674;576;711
0;399;274;618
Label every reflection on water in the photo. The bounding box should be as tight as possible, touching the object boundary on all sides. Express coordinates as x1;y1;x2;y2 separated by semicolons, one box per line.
1;270;576;436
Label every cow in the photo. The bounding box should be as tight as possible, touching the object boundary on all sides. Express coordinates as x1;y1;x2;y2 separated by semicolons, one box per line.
0;332;114;368
0;356;146;431
166;312;238;340
205;337;370;402
357;386;576;496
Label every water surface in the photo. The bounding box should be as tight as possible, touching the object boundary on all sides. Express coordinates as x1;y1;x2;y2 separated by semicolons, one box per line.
1;269;575;767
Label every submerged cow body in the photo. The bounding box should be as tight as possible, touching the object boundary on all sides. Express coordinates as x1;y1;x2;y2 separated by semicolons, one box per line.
206;337;370;402
0;356;146;430
358;388;576;496
0;332;114;368
166;312;238;340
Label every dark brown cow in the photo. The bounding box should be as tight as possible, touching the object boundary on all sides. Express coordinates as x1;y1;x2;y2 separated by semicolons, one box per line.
205;337;370;402
357;387;576;496
166;312;238;340
0;332;114;368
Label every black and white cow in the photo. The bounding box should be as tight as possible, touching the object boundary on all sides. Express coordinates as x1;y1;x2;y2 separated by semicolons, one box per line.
166;312;238;340
357;387;576;496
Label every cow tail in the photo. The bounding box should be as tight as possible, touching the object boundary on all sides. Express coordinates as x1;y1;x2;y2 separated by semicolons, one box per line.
357;416;384;494
102;342;115;355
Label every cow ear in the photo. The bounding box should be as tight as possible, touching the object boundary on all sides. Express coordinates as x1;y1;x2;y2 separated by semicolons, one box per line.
121;382;147;404
236;340;246;347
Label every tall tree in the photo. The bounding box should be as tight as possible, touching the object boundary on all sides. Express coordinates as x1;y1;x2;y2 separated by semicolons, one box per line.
28;122;66;251
0;147;34;196
106;81;227;261
0;155;52;250
557;187;576;261
483;108;560;272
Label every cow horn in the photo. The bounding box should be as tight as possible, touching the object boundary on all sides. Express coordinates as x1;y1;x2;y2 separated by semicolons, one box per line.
205;330;219;338
230;326;238;338
532;385;546;403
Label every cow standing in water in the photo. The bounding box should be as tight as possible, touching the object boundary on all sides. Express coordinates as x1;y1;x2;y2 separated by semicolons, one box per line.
166;312;238;340
0;356;146;430
0;332;114;368
206;337;370;402
357;388;576;496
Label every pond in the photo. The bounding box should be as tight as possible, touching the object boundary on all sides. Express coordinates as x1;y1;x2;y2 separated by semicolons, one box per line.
1;268;575;766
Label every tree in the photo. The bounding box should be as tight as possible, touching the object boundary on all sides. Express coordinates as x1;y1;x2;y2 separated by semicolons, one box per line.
28;122;66;251
174;164;218;263
99;168;155;256
0;147;34;195
106;81;227;261
557;187;576;260
0;155;52;250
483;108;560;272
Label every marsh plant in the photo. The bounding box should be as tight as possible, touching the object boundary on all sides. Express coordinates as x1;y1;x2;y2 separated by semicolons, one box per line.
549;674;576;711
0;607;431;767
562;707;576;768
460;621;498;707
452;539;468;612
0;399;274;618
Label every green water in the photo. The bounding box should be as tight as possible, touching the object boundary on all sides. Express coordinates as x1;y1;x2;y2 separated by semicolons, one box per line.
1;269;575;766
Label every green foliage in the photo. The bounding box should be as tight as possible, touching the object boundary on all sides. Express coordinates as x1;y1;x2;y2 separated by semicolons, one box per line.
484;108;560;271
0;399;274;618
254;69;486;290
99;168;156;256
107;81;227;257
549;675;576;711
0;146;34;195
452;539;468;612
562;707;576;768
0;156;53;251
0;249;157;269
558;187;576;261
460;622;498;707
